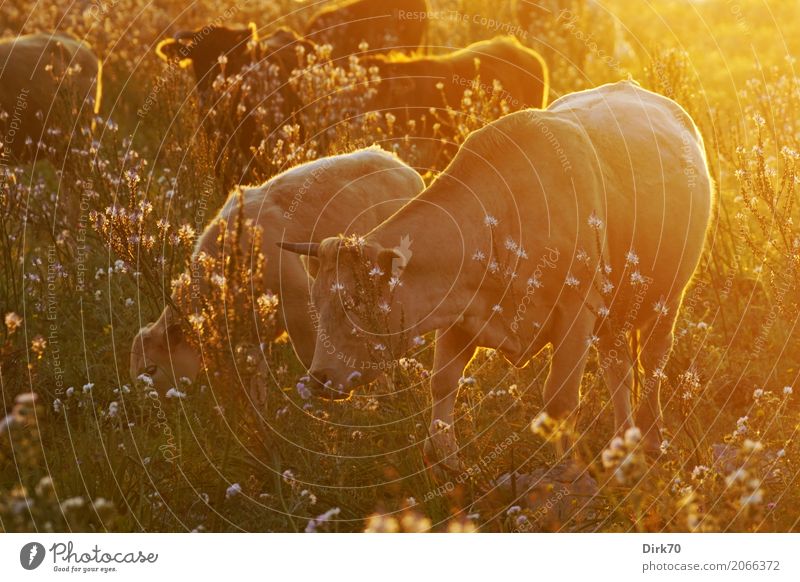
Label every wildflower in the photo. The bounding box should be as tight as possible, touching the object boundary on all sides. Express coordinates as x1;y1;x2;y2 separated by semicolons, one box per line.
305;507;341;532
412;336;425;347
734;416;749;437
66;387;75;398
125;298;135;307
491;304;503;314
83;382;94;394
653;298;670;316
282;469;296;485
296;382;312;400
565;274;580;288
587;212;604;230
531;411;561;440
60;497;86;511
4;312;22;333
586;334;600;347
624;427;642;447
330;281;345;293
301;489;317;505
484;214;499;228
527;276;542;289
459;376;476;386
225;483;242;499
388;276;402;290
743;439;764;453
31;336;47;356
364;514;400;533
601;280;614;294
625;250;639;265
347;370;362;384
108;401;119;417
691;465;710;480
783;386;793;396
368;265;384;278
378;301;391;314
138;373;154;387
472;249;486;261
598;305;610;317
53;398;63;413
166;388;186;399
433;419;451;432
753;388;764;399
660;439;670;454
777;449;786;458
630;271;646;285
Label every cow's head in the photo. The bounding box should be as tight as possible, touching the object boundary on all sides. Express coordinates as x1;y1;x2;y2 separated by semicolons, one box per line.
155;23;258;90
130;308;201;391
279;236;411;399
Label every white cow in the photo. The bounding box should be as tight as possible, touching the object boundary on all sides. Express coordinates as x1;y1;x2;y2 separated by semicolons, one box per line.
281;81;712;469
130;148;424;391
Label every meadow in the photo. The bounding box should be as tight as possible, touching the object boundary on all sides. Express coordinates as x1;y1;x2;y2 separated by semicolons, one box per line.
1;0;799;532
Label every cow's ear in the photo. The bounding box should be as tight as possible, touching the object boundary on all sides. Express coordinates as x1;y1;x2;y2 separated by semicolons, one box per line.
155;38;194;68
378;247;407;279
165;321;183;346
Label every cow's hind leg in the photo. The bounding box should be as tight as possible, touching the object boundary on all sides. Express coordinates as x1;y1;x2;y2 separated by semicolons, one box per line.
424;327;476;476
636;308;679;454
596;331;635;435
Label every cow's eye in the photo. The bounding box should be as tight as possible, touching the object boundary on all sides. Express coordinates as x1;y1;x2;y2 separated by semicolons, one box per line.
145;365;158;376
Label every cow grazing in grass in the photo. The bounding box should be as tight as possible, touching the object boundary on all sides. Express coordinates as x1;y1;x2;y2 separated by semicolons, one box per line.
130;148;423;391
303;0;429;57
280;81;713;470
157;29;548;172
362;35;548;155
0;33;102;163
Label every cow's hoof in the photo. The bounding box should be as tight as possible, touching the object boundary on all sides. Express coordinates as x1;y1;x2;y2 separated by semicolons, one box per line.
423;436;463;485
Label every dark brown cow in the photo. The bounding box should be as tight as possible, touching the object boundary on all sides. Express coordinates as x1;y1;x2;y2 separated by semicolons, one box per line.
0;33;102;163
303;0;429;57
157;30;548;171
363;35;548;135
155;23;261;93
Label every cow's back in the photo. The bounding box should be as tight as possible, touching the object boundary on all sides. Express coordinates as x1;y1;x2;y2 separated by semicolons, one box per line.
0;33;100;159
548;81;712;311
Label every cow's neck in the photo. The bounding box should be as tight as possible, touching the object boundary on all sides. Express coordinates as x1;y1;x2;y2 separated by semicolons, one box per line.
368;182;483;337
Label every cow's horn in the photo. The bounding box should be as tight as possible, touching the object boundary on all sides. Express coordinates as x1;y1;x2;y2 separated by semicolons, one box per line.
277;241;320;257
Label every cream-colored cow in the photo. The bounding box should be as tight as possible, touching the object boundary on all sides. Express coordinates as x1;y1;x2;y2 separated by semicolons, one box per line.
130;148;423;391
281;81;713;469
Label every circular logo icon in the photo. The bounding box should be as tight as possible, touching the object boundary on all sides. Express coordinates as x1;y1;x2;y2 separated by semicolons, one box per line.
20;542;46;570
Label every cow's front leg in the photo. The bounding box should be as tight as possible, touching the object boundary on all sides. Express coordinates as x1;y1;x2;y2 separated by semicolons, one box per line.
542;312;595;457
424;326;476;477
